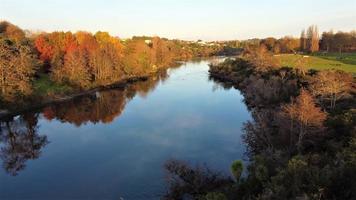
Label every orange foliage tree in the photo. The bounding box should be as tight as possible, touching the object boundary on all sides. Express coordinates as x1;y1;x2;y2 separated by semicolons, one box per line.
280;89;327;151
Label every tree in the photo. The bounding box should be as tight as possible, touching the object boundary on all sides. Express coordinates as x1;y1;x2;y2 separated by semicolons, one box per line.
34;32;78;71
122;38;154;75
280;89;327;151
334;32;352;54
89;31;124;85
231;160;244;182
300;29;307;52
294;57;308;76
321;30;334;52
278;37;300;53
260;37;277;51
0;38;38;101
0;21;25;42
309;70;353;109
318;30;356;53
273;43;281;54
34;34;54;64
306;25;319;53
52;48;91;88
89;42;124;85
76;31;98;53
246;45;280;72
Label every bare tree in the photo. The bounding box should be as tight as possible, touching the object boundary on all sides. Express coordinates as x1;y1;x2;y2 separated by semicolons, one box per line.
309;70;353;109
295;57;309;76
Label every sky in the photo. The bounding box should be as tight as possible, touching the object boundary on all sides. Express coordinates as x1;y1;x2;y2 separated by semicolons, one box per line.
1;0;355;41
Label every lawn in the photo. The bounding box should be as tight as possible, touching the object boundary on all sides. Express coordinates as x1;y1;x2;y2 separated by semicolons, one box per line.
33;73;73;96
278;53;356;73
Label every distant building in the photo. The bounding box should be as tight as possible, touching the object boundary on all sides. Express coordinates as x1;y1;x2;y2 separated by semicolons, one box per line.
197;40;207;45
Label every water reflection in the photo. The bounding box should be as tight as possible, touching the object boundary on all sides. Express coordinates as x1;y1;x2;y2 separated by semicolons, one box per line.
43;69;169;126
0;58;249;200
0;69;169;176
0;113;48;176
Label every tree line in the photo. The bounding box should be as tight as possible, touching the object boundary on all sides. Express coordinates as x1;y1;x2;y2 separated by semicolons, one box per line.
239;25;356;54
0;21;225;104
320;30;356;53
301;25;356;53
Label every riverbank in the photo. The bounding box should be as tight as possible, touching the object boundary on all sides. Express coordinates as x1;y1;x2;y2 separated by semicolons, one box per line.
0;72;152;119
0;58;250;199
0;56;234;119
278;53;356;73
190;57;356;199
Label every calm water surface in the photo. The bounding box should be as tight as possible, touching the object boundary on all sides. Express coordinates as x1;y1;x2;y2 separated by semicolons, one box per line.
0;58;250;200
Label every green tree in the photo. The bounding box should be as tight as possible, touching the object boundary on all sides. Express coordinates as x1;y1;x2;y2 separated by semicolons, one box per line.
231;160;244;181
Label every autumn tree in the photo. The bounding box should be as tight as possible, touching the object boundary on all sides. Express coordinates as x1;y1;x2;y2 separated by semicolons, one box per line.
0;38;38;101
246;45;280;72
280;89;327;152
306;25;319;53
309;70;353;109
122;38;155;75
34;31;77;71
54;48;91;88
34;34;54;65
260;37;277;51
0;21;25;42
76;31;99;53
272;43;281;54
90;32;124;85
258;36;300;54
278;37;300;53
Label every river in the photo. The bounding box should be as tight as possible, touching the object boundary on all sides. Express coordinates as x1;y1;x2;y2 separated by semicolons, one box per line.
0;58;250;200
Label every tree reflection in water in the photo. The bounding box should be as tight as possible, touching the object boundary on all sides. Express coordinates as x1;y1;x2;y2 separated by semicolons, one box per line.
43;68;169;126
0;68;169;176
0;113;48;176
163;159;233;200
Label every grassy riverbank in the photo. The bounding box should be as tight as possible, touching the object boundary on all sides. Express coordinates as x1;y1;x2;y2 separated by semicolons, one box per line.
279;53;356;73
0;71;153;119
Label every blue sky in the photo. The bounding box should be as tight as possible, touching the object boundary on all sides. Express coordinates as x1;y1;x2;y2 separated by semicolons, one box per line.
1;0;355;40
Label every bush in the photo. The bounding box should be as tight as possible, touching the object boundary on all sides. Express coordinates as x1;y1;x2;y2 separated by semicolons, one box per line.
231;160;243;181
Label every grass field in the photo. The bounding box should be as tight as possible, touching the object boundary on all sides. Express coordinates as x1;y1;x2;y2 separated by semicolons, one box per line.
33;73;73;96
279;53;356;73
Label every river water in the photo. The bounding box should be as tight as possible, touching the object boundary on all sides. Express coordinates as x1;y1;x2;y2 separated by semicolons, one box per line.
0;58;250;200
